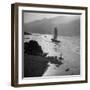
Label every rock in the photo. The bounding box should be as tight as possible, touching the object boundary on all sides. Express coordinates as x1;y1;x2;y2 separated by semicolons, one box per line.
24;32;32;35
65;68;70;72
24;40;43;56
24;54;49;77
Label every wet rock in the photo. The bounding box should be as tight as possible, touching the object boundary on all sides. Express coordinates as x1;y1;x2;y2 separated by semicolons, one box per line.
46;56;63;67
59;53;64;60
65;68;70;72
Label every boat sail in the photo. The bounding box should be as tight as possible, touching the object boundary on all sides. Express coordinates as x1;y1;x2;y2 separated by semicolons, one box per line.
51;27;60;43
53;27;58;40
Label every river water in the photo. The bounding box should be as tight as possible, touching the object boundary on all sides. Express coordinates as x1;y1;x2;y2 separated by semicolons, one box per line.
24;33;80;76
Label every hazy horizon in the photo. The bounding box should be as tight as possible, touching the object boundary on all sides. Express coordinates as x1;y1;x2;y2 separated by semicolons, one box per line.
24;12;80;24
23;12;80;36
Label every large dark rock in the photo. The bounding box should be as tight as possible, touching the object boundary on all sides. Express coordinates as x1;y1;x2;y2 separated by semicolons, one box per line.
24;40;43;56
24;40;63;77
24;54;49;77
24;40;49;77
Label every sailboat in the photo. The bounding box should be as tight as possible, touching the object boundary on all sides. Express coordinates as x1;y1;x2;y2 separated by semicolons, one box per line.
51;27;60;43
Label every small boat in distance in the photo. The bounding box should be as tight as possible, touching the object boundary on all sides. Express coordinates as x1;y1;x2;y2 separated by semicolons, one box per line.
51;27;60;43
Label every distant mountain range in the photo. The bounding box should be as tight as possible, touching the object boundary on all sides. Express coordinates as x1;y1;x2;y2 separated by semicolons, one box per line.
23;16;80;36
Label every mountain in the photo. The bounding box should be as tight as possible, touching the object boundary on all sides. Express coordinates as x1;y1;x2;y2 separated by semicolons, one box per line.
24;16;80;36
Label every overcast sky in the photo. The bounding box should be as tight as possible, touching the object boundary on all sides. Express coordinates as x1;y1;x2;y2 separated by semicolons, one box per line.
23;12;80;23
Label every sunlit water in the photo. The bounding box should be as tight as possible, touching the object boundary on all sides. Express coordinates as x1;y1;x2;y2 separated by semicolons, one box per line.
24;33;80;76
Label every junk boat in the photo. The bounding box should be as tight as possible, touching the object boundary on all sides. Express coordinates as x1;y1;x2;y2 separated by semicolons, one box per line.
51;27;60;43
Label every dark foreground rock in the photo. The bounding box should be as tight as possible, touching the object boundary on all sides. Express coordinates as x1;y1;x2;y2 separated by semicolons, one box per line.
24;40;43;56
24;54;49;77
24;40;63;77
24;54;63;77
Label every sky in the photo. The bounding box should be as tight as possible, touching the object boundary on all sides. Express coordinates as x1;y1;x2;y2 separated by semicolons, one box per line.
23;12;80;23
